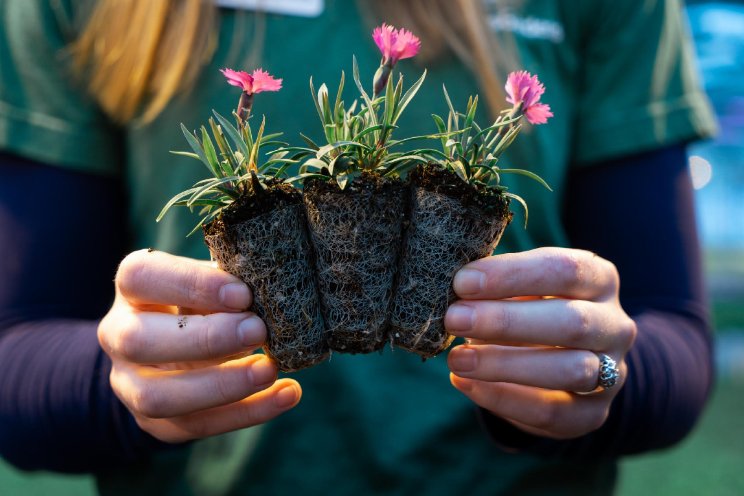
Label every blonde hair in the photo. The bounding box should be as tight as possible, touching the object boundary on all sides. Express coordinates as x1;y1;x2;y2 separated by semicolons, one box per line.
71;0;513;124
71;0;216;123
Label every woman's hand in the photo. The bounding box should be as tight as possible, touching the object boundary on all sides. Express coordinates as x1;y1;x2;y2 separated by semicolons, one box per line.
445;247;637;440
98;249;301;444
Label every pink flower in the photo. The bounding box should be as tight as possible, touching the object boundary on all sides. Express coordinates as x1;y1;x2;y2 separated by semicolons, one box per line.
373;23;421;65
221;68;282;95
505;71;553;125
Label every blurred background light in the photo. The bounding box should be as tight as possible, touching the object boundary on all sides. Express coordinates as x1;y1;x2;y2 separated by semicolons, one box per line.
689;155;713;189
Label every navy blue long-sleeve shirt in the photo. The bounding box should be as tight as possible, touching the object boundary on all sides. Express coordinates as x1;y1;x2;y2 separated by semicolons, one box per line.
0;145;714;471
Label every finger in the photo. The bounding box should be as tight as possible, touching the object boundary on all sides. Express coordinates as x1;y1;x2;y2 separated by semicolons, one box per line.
450;375;611;439
453;247;619;302
448;344;601;392
116;249;251;312
444;298;626;350
112;354;278;418
100;310;266;363
137;378;302;443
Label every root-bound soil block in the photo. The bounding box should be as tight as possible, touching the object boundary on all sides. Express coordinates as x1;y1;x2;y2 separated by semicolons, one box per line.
390;164;512;358
303;172;407;353
204;181;328;372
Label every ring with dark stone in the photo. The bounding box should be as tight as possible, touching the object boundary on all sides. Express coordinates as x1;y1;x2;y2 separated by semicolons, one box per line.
597;353;620;390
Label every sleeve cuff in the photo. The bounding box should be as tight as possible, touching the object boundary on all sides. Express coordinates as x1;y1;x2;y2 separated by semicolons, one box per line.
574;92;718;166
0;100;120;176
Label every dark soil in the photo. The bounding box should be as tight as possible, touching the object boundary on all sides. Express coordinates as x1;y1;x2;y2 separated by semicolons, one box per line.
204;177;301;239
303;172;408;354
410;163;511;217
204;180;328;372
390;163;512;358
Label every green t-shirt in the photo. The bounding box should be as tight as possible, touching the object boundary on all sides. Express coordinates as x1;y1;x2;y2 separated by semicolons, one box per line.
0;0;715;495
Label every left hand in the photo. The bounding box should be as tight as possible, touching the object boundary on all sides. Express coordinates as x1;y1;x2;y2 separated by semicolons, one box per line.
445;247;637;440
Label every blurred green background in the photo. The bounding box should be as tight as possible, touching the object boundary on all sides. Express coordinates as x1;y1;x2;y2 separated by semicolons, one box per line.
2;1;743;494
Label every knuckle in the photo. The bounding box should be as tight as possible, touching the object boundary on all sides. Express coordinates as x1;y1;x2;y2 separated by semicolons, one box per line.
547;249;583;286
113;315;147;362
564;301;591;346
131;382;169;419
482;303;512;338
181;268;214;307
181;415;211;440
604;261;621;292
97;314;115;354
585;407;610;433
568;354;598;391
214;367;249;405
533;400;561;430
193;314;237;359
116;250;151;297
108;364;125;397
479;347;503;378
618;317;638;349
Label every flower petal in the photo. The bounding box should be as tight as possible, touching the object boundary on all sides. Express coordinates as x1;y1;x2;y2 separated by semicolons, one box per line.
505;70;551;123
250;68;283;94
391;28;421;61
524;103;553;125
373;23;396;60
221;68;253;92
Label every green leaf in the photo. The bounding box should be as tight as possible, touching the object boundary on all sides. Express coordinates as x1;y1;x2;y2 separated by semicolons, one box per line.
393;69;426;125
383;159;418;178
156;187;200;222
442;85;459;132
285;172;330;184
450;159;468;182
299;133;321;150
170;151;201;161
316;141;370;159
180;124;213;176
432;113;452;154
267;161;293;178
498;168;552;191
200;126;222;178
309;77;326;128
407;148;449;161
352;56;378;129
491;123;522;157
461;95;478;151
383;74;396;129
260;132;283;143
352;124;387;142
186;208;224;237
188;198;229;208
505;192;529;228
247;117;266;171
301;158;331;173
187;175;241;207
212;111;250;159
334;71;345;120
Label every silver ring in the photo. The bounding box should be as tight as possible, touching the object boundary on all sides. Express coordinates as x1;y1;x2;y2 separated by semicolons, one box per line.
597;354;619;390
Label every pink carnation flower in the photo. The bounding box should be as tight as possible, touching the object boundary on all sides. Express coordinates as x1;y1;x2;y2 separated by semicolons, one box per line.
373;23;421;65
505;71;553;125
221;68;283;95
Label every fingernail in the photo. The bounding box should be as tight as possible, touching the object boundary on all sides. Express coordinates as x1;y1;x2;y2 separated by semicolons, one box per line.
250;359;276;388
445;304;474;333
453;269;485;296
275;385;299;408
449;347;477;373
220;283;251;310
238;316;265;347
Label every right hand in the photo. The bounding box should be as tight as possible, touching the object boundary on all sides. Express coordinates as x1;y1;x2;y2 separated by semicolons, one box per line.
98;249;301;443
